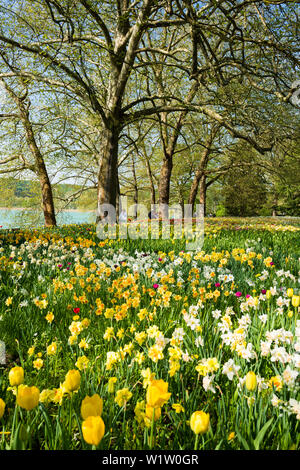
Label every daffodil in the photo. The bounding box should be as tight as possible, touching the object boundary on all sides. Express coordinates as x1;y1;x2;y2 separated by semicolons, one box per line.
146;379;171;409
114;388;132;407
172;403;185;413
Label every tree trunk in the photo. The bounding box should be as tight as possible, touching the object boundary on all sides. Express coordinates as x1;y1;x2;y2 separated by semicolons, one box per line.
179;188;185;214
188;168;203;214
131;154;138;218
21;108;56;226
188;126;220;214
116;171;121;221
145;157;156;205
2;80;57;227
199;173;206;217
272;194;278;216
97;123;119;220
36;161;57;226
158;155;173;218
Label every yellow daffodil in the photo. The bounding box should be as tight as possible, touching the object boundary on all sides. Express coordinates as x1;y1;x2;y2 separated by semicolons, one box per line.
145;404;161;425
114;388;132;407
146;379;171;409
107;377;117;394
172;403;185;413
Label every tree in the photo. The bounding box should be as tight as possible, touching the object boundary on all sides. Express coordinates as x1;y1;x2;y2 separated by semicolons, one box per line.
223;162;268;216
0;77;57;225
0;0;299;223
264;133;300;216
0;0;186;219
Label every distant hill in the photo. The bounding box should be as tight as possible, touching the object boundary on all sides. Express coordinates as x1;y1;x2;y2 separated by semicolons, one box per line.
0;177;97;211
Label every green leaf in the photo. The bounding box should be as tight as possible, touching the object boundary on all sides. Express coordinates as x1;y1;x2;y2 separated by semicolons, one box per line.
235;428;250;450
215;439;224;450
253;418;274;450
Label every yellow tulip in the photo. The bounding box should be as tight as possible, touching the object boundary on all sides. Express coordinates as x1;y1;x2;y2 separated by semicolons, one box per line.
82;416;105;446
266;290;271;299
9;366;24;387
146;379;171;408
16;385;40;411
81;394;103;419
0;398;5;419
190;410;210;435
286;288;293;298
245;371;257;391
292;295;300;308
63;369;81;392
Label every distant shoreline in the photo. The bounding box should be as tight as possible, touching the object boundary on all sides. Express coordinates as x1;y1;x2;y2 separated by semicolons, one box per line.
0;207;96;213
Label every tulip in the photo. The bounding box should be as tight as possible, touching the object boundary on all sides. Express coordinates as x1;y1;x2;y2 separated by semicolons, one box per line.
0;398;5;419
63;369;81;392
286;288;293;298
16;385;40;411
82;416;105;446
266;290;271;299
9;366;24;387
146;379;171;409
190;410;210;435
292;295;300;308
245;371;257;391
81;394;103;419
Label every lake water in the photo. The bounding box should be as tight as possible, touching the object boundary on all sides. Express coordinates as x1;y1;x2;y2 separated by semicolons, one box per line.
0;208;96;229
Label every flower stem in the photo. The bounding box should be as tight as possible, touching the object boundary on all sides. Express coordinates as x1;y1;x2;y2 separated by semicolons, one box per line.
69;393;73;444
194;433;199;451
149;407;156;450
